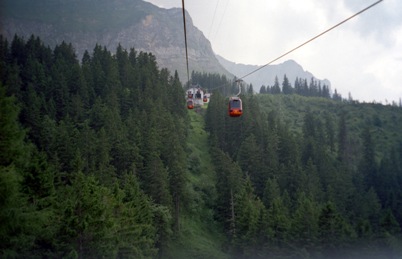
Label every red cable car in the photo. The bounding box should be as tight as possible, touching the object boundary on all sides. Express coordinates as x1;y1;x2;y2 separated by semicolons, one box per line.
228;96;242;117
203;96;208;102
187;99;194;109
188;91;193;98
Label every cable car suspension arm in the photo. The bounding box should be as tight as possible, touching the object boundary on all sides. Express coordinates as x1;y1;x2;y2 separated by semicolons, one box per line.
235;79;242;96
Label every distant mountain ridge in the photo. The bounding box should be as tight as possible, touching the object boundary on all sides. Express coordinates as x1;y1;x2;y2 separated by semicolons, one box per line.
216;55;331;92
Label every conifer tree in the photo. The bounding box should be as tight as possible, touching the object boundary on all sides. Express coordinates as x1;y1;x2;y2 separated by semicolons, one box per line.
211;147;243;233
237;134;265;196
115;173;158;258
259;85;267;94
359;126;377;189
271;76;281;94
262;177;280;209
56;172;116;258
266;195;291;248
232;176;265;257
292;192;319;251
282;74;292;95
0;83;25;167
318;202;355;256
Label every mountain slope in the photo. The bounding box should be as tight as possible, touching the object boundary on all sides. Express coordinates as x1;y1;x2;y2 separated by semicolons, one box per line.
0;0;233;82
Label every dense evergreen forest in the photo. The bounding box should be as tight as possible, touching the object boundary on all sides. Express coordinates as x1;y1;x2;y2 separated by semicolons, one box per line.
1;34;402;258
0;34;188;258
206;90;402;258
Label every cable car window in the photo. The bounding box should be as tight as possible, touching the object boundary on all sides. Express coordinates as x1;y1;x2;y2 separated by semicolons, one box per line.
231;100;241;108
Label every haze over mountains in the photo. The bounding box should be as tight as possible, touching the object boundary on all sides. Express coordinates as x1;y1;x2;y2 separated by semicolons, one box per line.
1;0;329;89
217;55;331;92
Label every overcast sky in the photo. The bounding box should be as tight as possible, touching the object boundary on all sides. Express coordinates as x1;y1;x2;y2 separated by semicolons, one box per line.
144;0;401;103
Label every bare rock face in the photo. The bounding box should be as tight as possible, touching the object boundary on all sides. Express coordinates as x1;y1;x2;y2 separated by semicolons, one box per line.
0;0;232;83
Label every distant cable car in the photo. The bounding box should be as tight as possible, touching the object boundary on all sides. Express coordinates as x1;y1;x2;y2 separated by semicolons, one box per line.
228;96;242;117
187;99;194;109
228;80;243;117
203;96;208;102
187;91;193;99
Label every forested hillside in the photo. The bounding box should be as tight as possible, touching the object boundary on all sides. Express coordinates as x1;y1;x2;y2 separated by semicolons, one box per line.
205;88;402;258
1;34;402;258
0;34;190;257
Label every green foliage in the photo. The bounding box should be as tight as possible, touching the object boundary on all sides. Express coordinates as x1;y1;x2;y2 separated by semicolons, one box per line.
205;85;402;257
232;177;266;256
0;83;25;167
0;34;190;258
56;172;116;257
2;34;402;258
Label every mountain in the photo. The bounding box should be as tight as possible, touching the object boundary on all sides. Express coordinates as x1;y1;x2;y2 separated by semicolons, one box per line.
216;55;331;92
0;0;232;83
1;0;330;89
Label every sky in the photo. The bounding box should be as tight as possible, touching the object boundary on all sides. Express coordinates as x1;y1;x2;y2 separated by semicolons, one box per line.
144;0;402;103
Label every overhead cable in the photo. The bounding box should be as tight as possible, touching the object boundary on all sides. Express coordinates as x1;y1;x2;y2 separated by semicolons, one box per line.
208;0;220;38
181;0;190;85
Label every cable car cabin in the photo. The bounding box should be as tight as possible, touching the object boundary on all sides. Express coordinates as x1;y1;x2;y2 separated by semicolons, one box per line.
187;99;194;109
228;96;242;117
203;96;208;102
187;92;193;98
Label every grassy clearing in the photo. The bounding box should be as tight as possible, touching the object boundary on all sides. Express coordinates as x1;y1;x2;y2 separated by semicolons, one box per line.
169;106;228;258
169;215;228;259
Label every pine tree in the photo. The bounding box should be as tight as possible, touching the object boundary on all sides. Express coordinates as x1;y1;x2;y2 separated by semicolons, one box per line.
115;173;158;258
56;172;116;258
282;74;292;95
259;85;267;94
232;176;266;257
359;126;377;189
266;195;291;248
0;35;9;83
271;76;281;94
309;78;318;97
380;209;401;235
318;202;355;257
291;192;319;252
262;177;280;209
0;83;25;167
236;134;266;196
300;159;323;202
211;147;242;233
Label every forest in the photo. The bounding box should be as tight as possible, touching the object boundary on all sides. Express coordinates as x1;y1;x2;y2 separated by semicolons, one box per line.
1;34;402;258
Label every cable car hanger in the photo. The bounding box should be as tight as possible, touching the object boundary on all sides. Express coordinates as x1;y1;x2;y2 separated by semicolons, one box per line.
235;79;242;96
